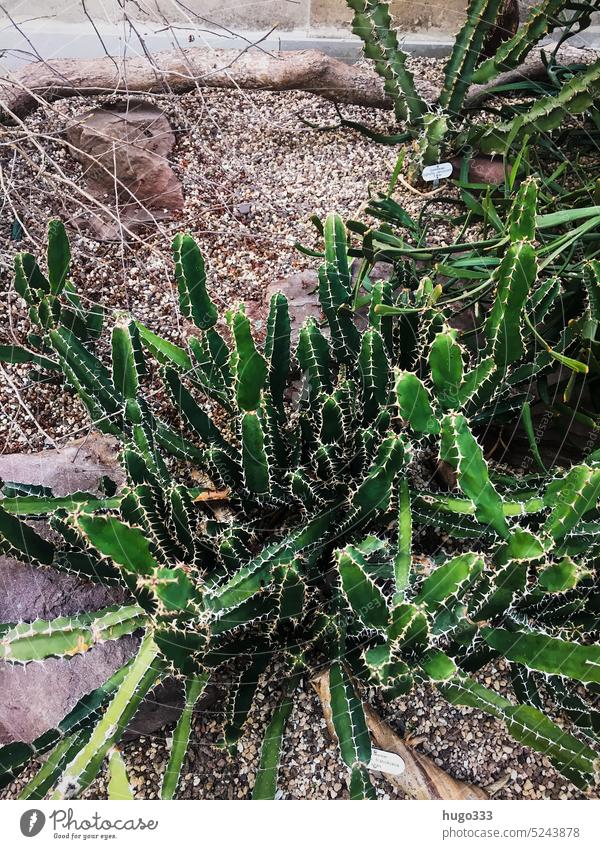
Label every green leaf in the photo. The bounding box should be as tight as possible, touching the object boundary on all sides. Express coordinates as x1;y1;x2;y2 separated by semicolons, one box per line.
111;318;138;400
538;558;581;593
163;366;232;454
47;219;70;295
14;251;49;301
414;552;483;612
429;330;463;411
394;478;411;597
0;505;55;564
359;329;390;424
223;656;270;755
153;567;196;612
438;0;503;115
503;529;546;561
278;563;305;622
472;0;572;84
543;464;600;541
18;731;89;800
520;400;546;473
484;241;537;370
329;661;371;768
457;356;495;406
107;747;134;800
162;674;209;799
0;344;58;371
440;676;598;788
420;649;457;682
0;605;146;663
348;435;408;526
508;178;537;242
51;634;163;799
319;213;360;364
135;321;193;372
348;0;427;123
252;677;300;800
471;560;527;621
323;212;351;305
241;411;270;494
395;370;439;434
77;515;159;576
349;764;377;800
482;629;600;686
265;293;291;407
336;546;389;631
296;318;333;399
481;57;600;153
49;326;123;416
172;233;217;330
440;414;509;538
231;309;268;412
418;113;448;167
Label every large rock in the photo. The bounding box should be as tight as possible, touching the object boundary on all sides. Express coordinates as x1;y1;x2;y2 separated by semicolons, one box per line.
0;434;185;745
0;432;124;496
66;99;184;240
0;638;138;745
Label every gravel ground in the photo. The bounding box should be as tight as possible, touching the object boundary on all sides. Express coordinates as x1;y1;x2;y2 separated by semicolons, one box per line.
0;58;460;454
3;665;594;801
0;58;598;801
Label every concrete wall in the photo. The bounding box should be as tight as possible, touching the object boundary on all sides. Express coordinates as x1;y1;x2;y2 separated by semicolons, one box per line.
1;1;468;36
0;0;597;67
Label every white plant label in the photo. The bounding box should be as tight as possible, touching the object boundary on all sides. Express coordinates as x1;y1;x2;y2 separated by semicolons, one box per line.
367;748;405;776
422;162;453;182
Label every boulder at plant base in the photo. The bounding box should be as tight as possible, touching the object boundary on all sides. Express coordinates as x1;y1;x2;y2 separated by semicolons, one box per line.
66;99;184;240
0;633;138;745
0;434;179;745
0;432;124;496
452;157;507;186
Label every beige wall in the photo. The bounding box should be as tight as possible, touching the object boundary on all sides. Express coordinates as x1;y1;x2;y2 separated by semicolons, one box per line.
311;0;467;33
1;0;469;35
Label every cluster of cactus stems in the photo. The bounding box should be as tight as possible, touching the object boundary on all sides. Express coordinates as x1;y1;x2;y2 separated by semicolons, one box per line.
0;181;599;799
346;0;600;166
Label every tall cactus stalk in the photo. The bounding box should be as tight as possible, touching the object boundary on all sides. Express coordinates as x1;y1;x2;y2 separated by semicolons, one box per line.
346;0;600;166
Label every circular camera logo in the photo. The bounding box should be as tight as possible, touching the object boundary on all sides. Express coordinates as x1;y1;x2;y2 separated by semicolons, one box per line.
20;810;46;837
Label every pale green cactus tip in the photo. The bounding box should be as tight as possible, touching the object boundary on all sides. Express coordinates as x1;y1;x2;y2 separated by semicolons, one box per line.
1;206;599;800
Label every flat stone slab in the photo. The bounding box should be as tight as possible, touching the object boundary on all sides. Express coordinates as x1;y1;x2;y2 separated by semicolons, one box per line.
0;434;182;745
0;637;138;744
0;557;127;626
0;432;124;496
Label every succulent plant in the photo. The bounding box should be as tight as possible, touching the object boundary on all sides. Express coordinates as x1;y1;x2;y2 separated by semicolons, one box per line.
346;0;600;167
0;206;598;800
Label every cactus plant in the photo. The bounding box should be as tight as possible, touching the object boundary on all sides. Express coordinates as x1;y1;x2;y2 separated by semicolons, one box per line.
0;214;598;800
346;0;600;168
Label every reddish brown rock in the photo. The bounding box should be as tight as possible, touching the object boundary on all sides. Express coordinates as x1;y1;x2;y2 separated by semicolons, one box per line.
0;434;185;744
66;99;183;240
452;157;508;186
